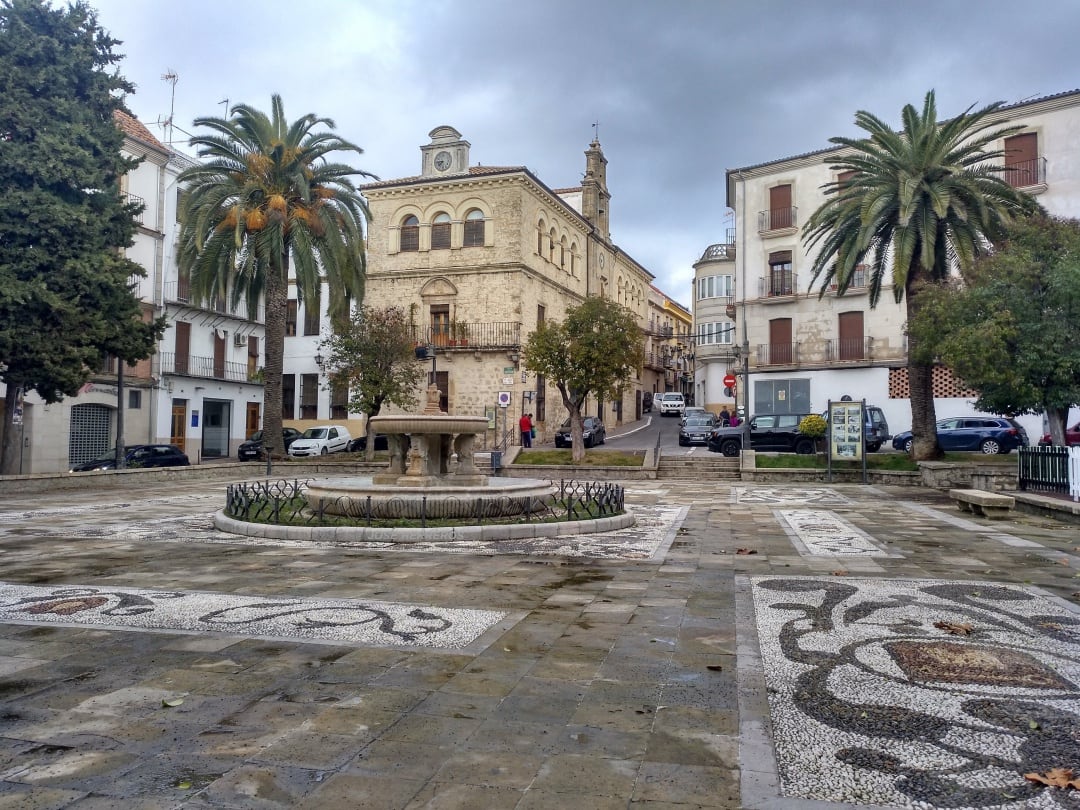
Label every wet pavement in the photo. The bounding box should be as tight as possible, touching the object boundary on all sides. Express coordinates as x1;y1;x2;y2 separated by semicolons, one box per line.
0;476;1077;809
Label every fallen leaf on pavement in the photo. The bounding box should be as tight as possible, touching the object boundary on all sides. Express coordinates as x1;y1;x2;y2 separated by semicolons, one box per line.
831;570;848;576
735;548;757;555
1024;768;1080;789
934;621;974;635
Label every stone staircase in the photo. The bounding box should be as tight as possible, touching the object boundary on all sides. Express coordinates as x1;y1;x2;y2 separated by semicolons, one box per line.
656;451;741;480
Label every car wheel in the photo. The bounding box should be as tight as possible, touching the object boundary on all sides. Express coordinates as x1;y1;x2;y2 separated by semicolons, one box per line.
867;442;881;453
904;438;913;453
320;446;328;456
678;439;687;447
720;439;740;458
980;438;1001;454
794;439;814;455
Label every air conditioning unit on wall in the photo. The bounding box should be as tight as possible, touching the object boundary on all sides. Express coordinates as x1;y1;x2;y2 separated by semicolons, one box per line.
233;333;247;347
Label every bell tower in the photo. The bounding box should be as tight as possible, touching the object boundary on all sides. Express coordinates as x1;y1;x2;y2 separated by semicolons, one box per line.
581;137;610;240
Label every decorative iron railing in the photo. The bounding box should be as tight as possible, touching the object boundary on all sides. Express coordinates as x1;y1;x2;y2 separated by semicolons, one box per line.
824;337;874;362
757;206;797;232
223;478;626;528
1003;157;1047;189
159;351;251;383
412;322;521;350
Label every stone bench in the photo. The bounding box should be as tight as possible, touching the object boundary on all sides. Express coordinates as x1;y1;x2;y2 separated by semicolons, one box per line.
949;488;1015;520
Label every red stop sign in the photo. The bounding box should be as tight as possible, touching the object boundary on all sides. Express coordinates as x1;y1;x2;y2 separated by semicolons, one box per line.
723;373;737;388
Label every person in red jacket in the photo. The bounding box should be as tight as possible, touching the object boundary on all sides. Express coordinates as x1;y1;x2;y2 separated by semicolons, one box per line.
519;413;533;447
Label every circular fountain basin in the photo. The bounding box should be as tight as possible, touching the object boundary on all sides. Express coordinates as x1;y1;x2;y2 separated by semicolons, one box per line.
306;475;556;519
369;414;489;434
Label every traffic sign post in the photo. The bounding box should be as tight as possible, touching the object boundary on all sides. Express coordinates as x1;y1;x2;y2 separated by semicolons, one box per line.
723;373;736;388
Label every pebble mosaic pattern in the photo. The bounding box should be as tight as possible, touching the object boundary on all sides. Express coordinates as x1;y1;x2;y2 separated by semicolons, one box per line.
732;486;854;506
750;576;1080;808
776;508;891;557
0;581;507;649
2;503;683;560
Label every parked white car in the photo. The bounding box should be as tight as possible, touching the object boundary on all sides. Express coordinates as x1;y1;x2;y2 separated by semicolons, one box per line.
657;392;685;417
287;425;353;457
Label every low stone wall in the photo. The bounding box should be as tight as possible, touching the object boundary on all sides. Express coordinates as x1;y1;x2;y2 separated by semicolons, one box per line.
0;460;389;496
918;461;1018;492
740;467;921;486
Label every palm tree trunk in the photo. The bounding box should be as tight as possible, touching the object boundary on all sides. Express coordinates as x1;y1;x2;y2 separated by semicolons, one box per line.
261;255;288;460
906;290;942;461
0;382;22;475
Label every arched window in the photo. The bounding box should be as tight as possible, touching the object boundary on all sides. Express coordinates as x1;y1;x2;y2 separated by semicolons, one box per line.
400;215;419;252
463;209;485;247
548;228;556;262
570;242;578;275
560;236;567;269
431;213;451;250
537;219;546;255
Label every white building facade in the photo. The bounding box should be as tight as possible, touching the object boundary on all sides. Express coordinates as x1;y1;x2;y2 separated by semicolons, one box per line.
695;89;1080;439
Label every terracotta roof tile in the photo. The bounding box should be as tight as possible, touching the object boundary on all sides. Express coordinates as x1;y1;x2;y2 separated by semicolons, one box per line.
112;109;167;151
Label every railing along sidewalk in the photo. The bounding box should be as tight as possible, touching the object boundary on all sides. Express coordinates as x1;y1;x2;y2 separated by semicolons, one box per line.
1018;445;1080;500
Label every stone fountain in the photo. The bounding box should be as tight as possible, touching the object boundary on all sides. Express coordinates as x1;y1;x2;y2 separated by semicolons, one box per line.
304;385;555;519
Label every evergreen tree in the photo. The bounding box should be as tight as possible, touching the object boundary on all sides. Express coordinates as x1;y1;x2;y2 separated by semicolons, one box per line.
0;0;161;473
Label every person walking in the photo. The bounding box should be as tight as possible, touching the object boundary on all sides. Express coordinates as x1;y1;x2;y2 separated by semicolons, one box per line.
519;412;533;448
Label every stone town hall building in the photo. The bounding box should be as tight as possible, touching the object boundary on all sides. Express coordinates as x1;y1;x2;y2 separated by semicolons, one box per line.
360;126;668;444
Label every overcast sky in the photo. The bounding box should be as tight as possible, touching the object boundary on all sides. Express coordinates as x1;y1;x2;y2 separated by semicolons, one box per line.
90;0;1080;308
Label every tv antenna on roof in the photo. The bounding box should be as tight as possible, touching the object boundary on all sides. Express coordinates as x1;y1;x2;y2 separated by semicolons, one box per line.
161;70;178;144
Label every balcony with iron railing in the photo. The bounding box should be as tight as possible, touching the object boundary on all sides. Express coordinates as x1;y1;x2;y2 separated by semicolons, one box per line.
1004;157;1047;189
756;342;799;366
643;351;667;372
162;281;265;322
697;234;737;263
758;206;797;233
824;336;874;362
759;272;798;298
158;351;253;383
411;321;521;350
123;192;145;225
826;267;868;294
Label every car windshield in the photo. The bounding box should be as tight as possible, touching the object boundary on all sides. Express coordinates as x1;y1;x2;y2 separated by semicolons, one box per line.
685;418;712;427
90;449;122;463
247;431;264;442
302;428;327;439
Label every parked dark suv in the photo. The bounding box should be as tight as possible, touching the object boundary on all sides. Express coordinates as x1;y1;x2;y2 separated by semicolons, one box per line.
707;413;814;457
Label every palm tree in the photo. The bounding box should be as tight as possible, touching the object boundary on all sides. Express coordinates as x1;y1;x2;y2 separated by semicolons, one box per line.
177;95;374;458
804;90;1040;460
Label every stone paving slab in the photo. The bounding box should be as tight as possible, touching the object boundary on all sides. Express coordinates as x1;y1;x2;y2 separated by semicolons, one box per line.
0;477;1077;808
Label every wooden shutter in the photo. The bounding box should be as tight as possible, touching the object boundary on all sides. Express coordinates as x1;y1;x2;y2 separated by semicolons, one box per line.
769;318;792;365
174;321;190;374
769;184;792;229
1004;133;1038;187
213;331;226;378
838;311;864;360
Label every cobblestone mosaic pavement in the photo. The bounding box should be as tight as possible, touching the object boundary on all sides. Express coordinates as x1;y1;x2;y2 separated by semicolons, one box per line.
0;474;1078;808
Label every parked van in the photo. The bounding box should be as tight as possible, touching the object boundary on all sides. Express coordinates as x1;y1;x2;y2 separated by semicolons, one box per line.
657;392;686;417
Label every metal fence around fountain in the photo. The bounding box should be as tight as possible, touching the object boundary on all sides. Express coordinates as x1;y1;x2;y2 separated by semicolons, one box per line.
224;478;625;528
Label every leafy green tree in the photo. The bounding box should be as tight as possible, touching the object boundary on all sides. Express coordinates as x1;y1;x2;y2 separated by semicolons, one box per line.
0;0;161;474
909;215;1080;445
804;90;1041;460
320;305;425;460
523;297;643;462
177;95;373;458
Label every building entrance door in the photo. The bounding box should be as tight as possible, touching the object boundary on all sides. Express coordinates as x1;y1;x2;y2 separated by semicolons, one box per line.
245;402;260;440
202;399;231;458
170;400;187;452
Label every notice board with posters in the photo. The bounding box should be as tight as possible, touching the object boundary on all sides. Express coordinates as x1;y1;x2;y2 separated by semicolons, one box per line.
827;399;867;482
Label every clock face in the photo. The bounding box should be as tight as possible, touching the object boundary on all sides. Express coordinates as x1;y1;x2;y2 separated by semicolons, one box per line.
434;151;452;171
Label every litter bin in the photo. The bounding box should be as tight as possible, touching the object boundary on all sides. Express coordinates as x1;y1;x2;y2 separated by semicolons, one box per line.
490;450;502;472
